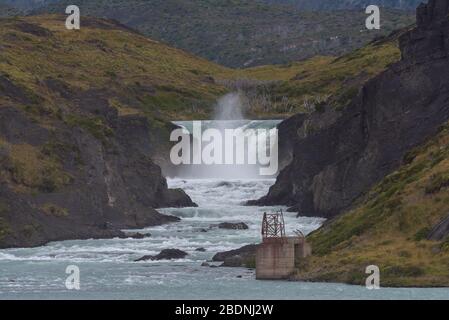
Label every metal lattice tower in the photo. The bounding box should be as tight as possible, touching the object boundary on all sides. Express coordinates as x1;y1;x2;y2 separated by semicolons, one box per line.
261;210;286;239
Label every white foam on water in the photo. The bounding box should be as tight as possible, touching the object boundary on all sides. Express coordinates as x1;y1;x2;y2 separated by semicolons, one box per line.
1;130;446;298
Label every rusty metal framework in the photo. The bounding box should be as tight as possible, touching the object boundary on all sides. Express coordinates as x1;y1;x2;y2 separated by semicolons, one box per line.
261;210;286;239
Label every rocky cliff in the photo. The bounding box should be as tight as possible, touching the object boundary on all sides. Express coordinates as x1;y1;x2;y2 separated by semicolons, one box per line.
251;0;449;218
0;106;194;248
0;16;205;248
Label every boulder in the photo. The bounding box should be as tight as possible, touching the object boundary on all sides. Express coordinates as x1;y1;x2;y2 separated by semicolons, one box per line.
134;255;153;262
134;249;188;262
213;222;249;230
212;244;258;268
121;232;151;239
428;214;449;241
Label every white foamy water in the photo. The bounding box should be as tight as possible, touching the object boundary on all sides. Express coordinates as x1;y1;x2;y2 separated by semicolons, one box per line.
0;177;448;299
171;120;281;179
0;116;448;299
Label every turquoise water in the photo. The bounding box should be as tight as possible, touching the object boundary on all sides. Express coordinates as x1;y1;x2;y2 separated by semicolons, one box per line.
0;120;448;300
0;178;448;300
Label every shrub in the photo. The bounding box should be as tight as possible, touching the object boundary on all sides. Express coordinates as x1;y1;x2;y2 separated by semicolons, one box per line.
384;265;425;278
414;227;431;241
40;204;69;217
425;173;449;194
0;217;10;240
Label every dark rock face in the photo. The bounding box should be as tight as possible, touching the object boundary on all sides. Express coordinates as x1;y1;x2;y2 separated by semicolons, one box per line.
0;75;35;105
134;249;188;262
251;1;449;218
216;222;249;230
13;21;52;37
121;232;151;239
416;0;449;27
0;104;195;249
212;244;258;268
428;214;449;241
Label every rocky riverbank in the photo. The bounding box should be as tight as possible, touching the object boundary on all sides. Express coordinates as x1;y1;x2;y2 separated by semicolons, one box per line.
250;0;449;220
0;16;205;248
251;0;449;287
0;104;196;249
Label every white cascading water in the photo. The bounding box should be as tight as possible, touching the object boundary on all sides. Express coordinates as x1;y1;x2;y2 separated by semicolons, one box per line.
214;92;245;120
174;92;280;179
0;94;444;299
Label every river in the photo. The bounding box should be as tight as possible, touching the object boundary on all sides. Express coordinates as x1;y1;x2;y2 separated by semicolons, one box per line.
0;120;448;299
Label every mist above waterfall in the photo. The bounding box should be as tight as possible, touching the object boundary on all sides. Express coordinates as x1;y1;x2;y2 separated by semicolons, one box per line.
214;92;247;121
170;92;280;179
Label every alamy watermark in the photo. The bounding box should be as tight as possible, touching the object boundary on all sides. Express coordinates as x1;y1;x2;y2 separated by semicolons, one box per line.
65;5;80;30
366;5;381;30
63;4;380;31
170;121;279;176
365;265;380;289
65;265;80;290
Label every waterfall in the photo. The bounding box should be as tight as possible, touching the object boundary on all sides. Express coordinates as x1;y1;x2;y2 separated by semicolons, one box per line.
171;93;280;179
214;92;246;121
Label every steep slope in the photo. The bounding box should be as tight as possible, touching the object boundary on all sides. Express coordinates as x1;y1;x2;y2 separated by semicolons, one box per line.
298;122;449;287
251;0;449;219
221;29;407;118
38;0;415;67
0;15;229;120
0;15;220;248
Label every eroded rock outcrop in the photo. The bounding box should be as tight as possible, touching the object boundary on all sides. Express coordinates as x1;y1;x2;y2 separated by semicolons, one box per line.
212;244;258;267
214;222;249;230
251;0;449;218
0;105;195;248
0;88;196;249
428;214;449;241
134;249;188;261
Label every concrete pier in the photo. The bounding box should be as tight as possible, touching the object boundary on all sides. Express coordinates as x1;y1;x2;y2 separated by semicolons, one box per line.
256;236;311;280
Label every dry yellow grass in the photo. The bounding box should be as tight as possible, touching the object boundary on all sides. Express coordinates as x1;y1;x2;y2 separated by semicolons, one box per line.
299;124;449;287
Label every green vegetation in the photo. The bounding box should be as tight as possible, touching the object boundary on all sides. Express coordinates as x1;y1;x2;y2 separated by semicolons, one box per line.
425;173;449;194
0;217;10;241
298;123;449;287
41;0;414;68
41;139;83;166
0;201;10;241
219;31;406;117
0;14;409;120
0;15;229;121
40;203;69;217
1;139;73;193
64;115;113;145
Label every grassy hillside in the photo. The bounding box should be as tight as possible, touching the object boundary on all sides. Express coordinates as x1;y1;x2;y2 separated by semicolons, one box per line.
0;14;206;247
219;30;407;118
297;123;449;287
39;0;414;68
0;13;408;121
0;14;229;120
